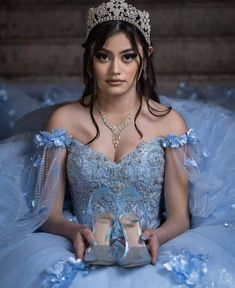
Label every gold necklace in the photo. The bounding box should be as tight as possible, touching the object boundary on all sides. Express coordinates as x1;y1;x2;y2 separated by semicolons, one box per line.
96;102;137;149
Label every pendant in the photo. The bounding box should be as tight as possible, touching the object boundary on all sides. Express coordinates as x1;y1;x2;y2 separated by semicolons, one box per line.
96;102;137;149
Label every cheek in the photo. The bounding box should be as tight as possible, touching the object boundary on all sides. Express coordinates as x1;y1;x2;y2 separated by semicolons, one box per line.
93;63;106;81
127;64;139;79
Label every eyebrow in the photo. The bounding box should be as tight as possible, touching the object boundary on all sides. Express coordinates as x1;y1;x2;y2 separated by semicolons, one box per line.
97;48;135;54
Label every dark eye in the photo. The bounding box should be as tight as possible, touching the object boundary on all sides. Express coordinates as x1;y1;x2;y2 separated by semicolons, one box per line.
122;53;137;63
94;52;109;62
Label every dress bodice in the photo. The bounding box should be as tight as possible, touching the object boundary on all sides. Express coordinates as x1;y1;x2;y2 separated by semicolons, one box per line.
32;128;197;239
67;138;165;237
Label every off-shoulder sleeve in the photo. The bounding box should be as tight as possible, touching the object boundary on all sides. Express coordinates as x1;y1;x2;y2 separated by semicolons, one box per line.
161;128;208;173
34;129;73;148
161;129;200;148
161;129;229;224
0;129;72;246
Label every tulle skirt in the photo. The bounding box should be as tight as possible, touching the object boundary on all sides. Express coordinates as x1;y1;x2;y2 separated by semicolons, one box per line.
0;226;234;288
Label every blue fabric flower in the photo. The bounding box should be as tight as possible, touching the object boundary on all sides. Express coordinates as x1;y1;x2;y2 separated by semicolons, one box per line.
42;257;89;288
34;129;72;149
163;134;184;148
186;129;199;145
163;249;208;287
162;129;199;148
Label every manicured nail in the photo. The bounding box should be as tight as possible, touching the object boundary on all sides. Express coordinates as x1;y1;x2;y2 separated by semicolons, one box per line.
140;234;148;241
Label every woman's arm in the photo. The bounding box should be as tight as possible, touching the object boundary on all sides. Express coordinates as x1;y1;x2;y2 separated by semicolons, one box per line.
40;108;95;259
142;110;190;263
155;146;190;245
41;148;95;259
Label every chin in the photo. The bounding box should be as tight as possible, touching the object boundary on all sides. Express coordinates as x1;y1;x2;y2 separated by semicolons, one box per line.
103;85;136;97
99;87;127;96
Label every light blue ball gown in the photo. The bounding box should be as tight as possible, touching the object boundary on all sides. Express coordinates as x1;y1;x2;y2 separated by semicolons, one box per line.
0;90;235;288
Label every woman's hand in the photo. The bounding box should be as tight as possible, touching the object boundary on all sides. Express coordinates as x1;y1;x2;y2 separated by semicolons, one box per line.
72;224;96;260
141;228;160;264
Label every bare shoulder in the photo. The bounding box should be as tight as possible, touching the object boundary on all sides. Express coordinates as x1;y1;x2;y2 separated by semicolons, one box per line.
163;108;188;136
46;101;88;132
148;99;169;113
147;99;187;136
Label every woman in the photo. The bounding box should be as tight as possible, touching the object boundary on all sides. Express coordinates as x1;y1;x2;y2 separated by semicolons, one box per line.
0;1;234;287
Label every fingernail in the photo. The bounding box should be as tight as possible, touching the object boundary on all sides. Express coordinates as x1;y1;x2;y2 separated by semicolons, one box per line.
75;258;82;263
140;234;148;241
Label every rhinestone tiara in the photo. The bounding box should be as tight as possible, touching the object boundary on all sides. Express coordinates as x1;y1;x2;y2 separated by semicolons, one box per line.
86;0;151;45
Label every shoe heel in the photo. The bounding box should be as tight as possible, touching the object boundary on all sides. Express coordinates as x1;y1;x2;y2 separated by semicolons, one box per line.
84;212;115;266
118;213;151;268
93;212;114;245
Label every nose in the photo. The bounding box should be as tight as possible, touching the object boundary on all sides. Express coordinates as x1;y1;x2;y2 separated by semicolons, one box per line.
110;57;121;75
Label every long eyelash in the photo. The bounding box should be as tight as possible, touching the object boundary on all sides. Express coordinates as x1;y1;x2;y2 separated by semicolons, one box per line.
123;52;137;59
94;52;108;59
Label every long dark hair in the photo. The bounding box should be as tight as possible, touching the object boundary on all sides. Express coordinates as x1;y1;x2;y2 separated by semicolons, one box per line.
80;20;171;144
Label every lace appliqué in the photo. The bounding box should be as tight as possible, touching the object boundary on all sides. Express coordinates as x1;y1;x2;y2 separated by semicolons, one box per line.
66;129;201;238
67;138;165;237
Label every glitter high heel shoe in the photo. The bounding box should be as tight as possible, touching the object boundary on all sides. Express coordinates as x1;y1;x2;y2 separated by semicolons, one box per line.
118;213;151;268
84;212;116;266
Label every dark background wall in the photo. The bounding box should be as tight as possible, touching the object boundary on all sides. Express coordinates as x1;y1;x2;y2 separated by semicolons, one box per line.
0;0;235;94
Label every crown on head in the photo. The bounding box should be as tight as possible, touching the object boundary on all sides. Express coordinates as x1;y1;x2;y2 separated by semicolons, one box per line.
86;0;151;45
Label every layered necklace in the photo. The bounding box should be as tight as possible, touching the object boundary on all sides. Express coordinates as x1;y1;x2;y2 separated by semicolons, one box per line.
96;102;138;149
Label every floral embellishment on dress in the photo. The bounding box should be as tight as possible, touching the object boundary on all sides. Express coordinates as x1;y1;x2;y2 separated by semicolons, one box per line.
186;129;198;144
162;129;199;148
34;129;72;148
163;249;208;287
42;257;89;288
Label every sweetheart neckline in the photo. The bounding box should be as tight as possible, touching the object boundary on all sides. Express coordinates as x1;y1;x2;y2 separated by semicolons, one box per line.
70;136;163;165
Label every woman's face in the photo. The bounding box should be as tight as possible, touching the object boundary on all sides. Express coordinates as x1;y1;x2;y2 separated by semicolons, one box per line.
92;32;142;98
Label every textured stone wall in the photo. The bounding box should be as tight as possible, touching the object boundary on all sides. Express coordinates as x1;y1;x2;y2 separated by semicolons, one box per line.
0;0;235;92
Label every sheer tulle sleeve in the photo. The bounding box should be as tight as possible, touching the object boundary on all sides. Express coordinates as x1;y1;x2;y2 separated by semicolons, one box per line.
0;129;72;246
161;129;235;227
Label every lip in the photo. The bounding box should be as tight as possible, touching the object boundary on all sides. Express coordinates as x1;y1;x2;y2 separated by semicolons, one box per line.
106;79;125;86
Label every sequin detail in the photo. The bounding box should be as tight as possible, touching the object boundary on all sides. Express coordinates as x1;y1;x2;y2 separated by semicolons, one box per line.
66;130;199;238
67;138;165;237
